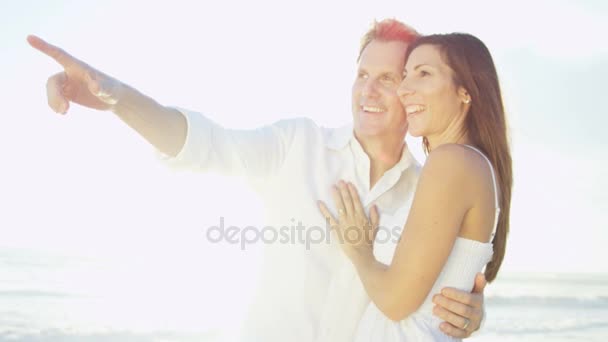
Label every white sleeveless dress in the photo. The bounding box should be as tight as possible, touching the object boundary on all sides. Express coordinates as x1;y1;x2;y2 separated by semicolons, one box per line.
354;145;501;342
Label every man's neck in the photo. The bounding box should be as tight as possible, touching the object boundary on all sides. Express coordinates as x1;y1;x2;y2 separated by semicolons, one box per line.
356;134;406;189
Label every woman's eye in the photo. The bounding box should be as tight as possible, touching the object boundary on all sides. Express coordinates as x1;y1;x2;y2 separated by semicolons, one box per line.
420;70;430;77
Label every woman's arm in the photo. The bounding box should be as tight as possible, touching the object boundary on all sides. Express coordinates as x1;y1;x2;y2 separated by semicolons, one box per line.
320;144;477;321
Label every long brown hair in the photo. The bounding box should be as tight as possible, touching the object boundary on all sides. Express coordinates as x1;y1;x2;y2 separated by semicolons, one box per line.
405;34;512;282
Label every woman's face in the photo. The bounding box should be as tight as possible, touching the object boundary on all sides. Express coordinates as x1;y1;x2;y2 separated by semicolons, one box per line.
397;44;467;139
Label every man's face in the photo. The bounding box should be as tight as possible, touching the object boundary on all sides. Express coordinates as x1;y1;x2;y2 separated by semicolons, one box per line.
352;39;409;141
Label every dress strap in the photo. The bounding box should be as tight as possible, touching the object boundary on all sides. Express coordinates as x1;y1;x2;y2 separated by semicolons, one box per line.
462;145;500;240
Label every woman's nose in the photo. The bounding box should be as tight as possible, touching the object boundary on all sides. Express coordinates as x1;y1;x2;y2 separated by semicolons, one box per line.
397;80;415;99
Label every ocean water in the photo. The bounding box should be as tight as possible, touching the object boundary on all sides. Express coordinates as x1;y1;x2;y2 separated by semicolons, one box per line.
477;272;608;341
1;247;607;342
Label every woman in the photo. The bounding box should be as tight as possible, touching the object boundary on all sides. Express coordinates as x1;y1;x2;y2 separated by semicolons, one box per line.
318;33;512;341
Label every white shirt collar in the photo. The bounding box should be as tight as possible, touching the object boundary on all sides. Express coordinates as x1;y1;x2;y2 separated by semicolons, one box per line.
325;124;417;174
324;124;353;151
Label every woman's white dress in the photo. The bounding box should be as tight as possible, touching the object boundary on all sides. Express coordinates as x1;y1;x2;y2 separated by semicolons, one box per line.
354;145;500;341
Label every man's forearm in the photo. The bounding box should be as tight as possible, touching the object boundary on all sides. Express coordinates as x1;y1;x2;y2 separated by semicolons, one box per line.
112;83;187;157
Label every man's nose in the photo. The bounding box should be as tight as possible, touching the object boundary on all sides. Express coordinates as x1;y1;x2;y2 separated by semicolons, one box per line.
361;79;379;98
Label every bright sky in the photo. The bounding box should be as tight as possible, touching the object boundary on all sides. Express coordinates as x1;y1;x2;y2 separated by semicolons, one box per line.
1;0;606;289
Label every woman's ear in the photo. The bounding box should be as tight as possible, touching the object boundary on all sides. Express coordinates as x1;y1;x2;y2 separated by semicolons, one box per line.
458;87;471;104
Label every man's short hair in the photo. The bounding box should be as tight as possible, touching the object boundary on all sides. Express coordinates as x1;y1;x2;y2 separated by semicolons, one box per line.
358;19;420;61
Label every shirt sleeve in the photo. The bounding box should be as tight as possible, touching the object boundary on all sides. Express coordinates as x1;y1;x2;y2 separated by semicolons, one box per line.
157;107;300;181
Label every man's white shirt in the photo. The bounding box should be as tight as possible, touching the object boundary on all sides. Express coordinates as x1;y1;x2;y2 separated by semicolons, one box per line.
160;108;421;342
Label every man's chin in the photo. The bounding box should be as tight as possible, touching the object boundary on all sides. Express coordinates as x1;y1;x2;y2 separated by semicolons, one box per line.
354;124;408;143
354;126;387;139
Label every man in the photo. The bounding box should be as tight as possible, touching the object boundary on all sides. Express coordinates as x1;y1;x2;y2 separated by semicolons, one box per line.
28;19;486;341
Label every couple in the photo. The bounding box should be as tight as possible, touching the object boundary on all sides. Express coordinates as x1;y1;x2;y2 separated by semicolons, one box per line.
28;18;511;341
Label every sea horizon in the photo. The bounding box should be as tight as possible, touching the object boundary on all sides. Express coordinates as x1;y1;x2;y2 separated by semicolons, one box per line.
1;246;607;341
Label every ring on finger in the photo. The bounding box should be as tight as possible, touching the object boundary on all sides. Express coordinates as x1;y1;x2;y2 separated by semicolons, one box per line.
462;317;470;330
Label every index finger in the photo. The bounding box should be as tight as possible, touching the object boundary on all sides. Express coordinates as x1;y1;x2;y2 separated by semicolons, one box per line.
317;201;337;227
347;182;365;217
440;287;482;308
27;35;78;68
